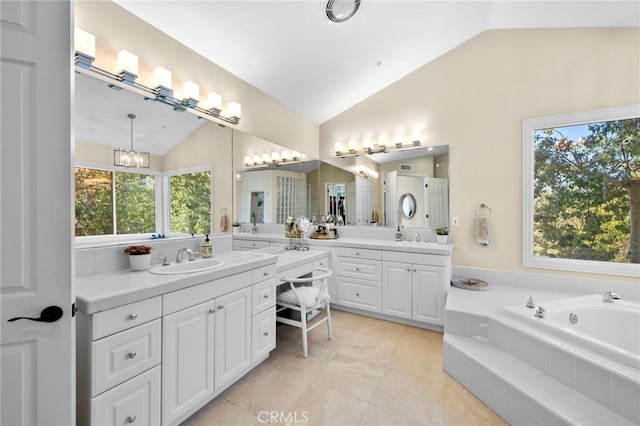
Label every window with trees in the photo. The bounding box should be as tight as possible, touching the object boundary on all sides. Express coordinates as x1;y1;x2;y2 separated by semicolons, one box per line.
523;105;640;276
75;165;212;239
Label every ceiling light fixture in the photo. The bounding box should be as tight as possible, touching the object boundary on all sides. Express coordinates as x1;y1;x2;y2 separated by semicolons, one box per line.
114;113;150;168
74;28;242;126
324;0;361;23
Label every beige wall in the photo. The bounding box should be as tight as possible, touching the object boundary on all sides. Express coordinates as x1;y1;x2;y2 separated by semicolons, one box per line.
320;27;640;282
75;0;319;158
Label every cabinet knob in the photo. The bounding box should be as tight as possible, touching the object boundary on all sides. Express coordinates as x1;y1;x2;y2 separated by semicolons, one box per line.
355;293;360;297
129;313;138;320
406;268;411;272
209;308;216;314
355;252;360;256
263;331;269;336
263;294;269;299
263;272;269;277
127;352;137;359
218;305;224;310
127;415;136;423
355;267;360;271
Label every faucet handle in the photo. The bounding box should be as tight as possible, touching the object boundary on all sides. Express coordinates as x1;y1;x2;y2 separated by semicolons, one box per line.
526;296;535;309
534;306;545;318
159;256;170;266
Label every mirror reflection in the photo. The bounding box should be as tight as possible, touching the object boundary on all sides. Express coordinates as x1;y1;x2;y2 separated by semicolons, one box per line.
234;136;450;229
399;193;417;219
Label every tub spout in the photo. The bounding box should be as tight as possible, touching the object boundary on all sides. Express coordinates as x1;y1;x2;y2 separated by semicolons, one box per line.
534;306;545;318
602;291;620;303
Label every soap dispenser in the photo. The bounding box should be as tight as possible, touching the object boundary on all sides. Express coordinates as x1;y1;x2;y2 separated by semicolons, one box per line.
395;226;403;241
201;234;213;258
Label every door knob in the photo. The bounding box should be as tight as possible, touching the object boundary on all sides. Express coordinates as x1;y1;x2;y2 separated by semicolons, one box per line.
8;306;63;323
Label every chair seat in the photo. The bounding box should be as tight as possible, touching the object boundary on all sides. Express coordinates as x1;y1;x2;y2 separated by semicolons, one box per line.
277;286;329;309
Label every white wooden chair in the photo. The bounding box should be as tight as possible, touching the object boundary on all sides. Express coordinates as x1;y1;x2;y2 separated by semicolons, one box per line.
275;268;333;358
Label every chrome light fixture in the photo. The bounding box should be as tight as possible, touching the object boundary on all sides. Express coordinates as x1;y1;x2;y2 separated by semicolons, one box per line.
74;28;242;126
244;150;301;168
114;114;150;168
335;132;423;158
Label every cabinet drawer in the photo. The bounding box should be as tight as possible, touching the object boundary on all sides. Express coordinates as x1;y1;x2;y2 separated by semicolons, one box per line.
92;319;161;396
252;264;277;284
252;278;276;315
335;257;381;281
337;277;381;312
242;240;270;249
91;365;160;426
92;297;162;340
252;306;276;363
312;257;330;270
334;246;381;261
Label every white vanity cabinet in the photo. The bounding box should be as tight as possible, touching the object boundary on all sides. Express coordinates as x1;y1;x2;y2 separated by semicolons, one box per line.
76;297;163;426
334;247;382;313
382;251;450;325
233;239;270;251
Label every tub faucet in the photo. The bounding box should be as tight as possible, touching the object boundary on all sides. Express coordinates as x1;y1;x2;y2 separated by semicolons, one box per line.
176;248;195;263
602;291;620;303
534;306;545;318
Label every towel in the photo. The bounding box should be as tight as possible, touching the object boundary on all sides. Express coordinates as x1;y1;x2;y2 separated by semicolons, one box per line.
220;213;228;233
476;217;490;246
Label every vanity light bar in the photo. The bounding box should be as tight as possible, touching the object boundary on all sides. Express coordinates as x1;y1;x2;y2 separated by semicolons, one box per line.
74;28;242;126
335;134;422;158
244;150;302;168
358;165;379;180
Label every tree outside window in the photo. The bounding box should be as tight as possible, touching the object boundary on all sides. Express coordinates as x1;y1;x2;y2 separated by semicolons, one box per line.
170;171;211;234
533;118;639;264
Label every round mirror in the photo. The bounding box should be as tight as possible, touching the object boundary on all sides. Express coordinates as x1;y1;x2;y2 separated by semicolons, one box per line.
398;193;417;219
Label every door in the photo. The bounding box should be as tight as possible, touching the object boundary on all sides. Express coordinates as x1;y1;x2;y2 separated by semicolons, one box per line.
382;262;412;319
412;265;444;324
162;300;216;426
214;287;251;392
1;2;74;425
383;171;397;226
425;177;448;229
250;191;264;224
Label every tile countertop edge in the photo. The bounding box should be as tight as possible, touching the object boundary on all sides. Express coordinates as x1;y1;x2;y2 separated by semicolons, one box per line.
75;251;278;315
234;233;453;255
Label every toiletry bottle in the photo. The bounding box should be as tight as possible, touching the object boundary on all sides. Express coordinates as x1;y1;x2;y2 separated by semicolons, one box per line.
395;226;403;241
202;234;213;258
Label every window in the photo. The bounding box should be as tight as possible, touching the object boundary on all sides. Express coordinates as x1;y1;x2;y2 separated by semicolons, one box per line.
75;165;212;240
523;105;640;276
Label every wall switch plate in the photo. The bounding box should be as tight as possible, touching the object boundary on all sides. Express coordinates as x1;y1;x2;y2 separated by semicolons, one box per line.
452;217;459;226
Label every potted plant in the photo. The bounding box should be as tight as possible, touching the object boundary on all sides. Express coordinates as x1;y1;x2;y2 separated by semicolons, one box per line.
435;227;449;244
124;245;153;271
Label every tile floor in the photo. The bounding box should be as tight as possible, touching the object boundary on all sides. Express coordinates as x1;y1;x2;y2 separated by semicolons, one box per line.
183;310;506;425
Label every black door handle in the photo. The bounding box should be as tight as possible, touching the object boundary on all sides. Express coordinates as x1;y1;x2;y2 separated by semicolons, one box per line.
8;306;63;323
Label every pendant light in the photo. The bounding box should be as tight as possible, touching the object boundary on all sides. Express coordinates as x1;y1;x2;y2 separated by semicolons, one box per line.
114;113;150;168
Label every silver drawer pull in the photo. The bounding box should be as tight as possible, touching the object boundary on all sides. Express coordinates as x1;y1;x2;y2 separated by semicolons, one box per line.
263;331;269;336
129;313;138;320
355;267;360;271
127;352;137;359
407;268;411;272
127;415;136;423
209;308;216;314
355;252;360;256
263;294;269;299
218;305;224;310
355;293;360;297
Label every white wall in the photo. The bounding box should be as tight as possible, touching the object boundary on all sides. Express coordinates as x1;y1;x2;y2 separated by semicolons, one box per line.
320;27;640;283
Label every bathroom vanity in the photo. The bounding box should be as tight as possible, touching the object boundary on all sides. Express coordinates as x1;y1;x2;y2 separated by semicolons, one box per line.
234;231;452;328
75;248;328;426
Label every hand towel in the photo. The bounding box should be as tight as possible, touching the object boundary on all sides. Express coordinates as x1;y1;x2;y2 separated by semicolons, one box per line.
476;217;490;246
220;213;228;233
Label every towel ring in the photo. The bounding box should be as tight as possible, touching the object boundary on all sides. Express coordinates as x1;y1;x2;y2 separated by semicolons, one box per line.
475;204;492;217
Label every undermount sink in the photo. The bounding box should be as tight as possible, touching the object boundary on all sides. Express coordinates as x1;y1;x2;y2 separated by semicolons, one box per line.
149;258;226;275
395;241;442;247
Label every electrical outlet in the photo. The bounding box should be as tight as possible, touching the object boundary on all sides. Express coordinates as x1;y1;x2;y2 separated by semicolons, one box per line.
452;217;459;227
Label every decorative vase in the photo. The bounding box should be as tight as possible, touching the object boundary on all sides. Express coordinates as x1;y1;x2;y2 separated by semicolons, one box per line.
436;235;448;244
129;253;151;271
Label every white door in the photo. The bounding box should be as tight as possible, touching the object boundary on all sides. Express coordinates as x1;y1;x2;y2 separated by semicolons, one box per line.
1;2;74;425
383;171;397;226
425;177;448;229
162;300;216;426
214;287;251;392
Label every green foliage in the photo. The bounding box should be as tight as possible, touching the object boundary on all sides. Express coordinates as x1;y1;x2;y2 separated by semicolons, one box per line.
534;118;639;263
170;171;211;234
115;172;156;234
75;167;113;236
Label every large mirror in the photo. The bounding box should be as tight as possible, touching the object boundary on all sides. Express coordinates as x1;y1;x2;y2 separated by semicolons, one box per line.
232;133;450;229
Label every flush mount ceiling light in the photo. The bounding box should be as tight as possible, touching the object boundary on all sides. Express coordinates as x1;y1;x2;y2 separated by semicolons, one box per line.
323;0;361;23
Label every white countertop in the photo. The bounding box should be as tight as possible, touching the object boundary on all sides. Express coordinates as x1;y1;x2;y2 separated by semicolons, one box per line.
75;247;332;315
234;233;453;256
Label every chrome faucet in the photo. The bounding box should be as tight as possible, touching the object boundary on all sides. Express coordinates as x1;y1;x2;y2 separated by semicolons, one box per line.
534;306;545;318
602;291;620;303
175;248;195;263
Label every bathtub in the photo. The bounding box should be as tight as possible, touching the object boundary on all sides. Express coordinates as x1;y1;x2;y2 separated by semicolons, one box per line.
503;294;640;369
